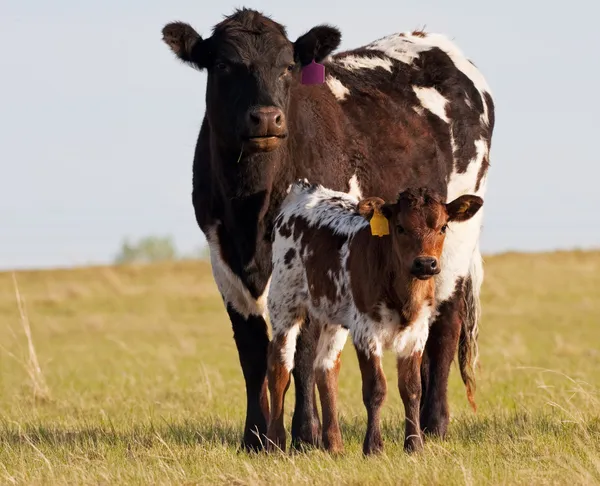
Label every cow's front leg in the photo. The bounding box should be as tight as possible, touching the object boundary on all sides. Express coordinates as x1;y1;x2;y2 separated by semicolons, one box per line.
419;288;462;438
227;306;270;451
290;316;322;450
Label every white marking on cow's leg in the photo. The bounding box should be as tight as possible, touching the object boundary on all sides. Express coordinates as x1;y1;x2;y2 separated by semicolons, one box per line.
270;320;301;373
348;174;362;199
326;75;350;101
335;54;393;72
314;324;349;371
394;303;432;358
412;86;449;122
206;223;269;319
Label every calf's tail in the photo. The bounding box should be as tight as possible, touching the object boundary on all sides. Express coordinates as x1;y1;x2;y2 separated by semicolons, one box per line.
459;247;483;412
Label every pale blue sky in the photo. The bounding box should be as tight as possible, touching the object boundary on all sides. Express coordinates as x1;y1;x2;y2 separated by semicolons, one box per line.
1;0;598;269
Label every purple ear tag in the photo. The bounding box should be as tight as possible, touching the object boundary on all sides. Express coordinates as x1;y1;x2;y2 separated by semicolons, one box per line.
301;60;325;85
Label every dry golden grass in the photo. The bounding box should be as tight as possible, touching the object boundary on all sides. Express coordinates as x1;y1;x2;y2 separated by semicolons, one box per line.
0;251;599;484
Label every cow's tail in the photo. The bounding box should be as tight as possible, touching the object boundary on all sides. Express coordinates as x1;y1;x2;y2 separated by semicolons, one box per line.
459;246;483;412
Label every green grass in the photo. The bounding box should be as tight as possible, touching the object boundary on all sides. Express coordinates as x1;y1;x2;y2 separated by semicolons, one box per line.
0;251;599;485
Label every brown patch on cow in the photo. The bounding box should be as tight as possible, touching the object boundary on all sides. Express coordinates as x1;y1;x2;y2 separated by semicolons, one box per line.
475;153;490;192
284;248;296;266
278;219;293;239
315;354;344;454
292;216;345;305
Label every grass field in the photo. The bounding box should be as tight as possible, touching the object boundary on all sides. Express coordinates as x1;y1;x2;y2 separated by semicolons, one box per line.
0;251;599;485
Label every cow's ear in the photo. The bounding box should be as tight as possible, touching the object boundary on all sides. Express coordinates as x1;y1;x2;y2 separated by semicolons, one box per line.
446;195;484;223
293;25;341;66
162;22;211;69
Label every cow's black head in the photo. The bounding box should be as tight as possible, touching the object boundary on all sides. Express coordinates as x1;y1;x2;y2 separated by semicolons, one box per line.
162;8;341;153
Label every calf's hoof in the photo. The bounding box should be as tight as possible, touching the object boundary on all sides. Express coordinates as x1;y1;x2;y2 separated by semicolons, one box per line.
362;434;384;456
266;431;287;453
404;434;424;453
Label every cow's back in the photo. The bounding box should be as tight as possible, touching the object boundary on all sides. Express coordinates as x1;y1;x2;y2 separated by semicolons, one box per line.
319;30;494;204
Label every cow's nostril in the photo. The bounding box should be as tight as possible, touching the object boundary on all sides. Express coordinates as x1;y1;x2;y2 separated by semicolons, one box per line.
274;114;282;126
249;113;261;125
414;260;423;269
430;259;437;269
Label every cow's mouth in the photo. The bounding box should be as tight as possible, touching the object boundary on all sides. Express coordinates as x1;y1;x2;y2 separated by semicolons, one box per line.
243;134;287;152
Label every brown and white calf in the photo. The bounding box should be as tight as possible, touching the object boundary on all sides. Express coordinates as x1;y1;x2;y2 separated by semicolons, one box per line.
266;180;483;454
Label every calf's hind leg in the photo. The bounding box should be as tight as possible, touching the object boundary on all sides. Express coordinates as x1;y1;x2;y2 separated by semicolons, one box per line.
314;324;348;453
356;346;387;455
266;320;302;452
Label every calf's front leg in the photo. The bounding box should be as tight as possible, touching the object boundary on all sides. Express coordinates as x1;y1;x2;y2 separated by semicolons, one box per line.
397;352;424;452
356;347;387;455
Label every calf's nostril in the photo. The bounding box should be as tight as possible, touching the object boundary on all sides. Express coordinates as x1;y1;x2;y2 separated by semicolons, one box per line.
274;114;282;126
430;260;437;269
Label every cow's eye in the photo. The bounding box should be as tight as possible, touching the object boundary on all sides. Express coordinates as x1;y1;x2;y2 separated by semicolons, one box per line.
396;225;405;234
287;63;295;72
441;224;448;234
216;61;228;71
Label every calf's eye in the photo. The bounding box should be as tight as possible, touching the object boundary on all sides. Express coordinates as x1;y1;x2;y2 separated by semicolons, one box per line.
441;224;448;234
216;62;227;71
287;63;295;72
396;225;405;234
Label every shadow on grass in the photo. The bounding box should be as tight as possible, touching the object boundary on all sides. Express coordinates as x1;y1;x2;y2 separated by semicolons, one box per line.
0;412;597;452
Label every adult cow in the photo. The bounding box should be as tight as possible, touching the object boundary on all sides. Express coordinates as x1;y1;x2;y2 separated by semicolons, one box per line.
161;8;494;451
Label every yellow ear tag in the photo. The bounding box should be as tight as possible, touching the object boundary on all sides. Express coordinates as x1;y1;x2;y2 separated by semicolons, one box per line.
370;209;390;237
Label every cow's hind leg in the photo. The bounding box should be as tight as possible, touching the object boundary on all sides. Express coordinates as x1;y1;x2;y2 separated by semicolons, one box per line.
290;316;322;450
419;284;463;438
227;306;270;452
314;324;348;453
267;319;302;452
398;352;424;452
356;347;387;455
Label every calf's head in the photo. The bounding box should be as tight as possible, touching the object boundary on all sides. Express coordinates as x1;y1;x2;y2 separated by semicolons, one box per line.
359;189;483;280
162;9;341;153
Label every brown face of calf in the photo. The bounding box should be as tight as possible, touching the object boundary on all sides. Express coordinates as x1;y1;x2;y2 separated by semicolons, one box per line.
361;189;483;281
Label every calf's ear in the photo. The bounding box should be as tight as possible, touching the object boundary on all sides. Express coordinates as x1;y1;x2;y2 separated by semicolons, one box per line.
162;22;211;69
357;197;386;220
294;25;341;66
446;195;484;223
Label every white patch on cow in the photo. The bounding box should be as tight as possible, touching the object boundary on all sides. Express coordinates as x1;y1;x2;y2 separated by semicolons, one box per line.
335;54;393;72
412;86;449;123
394;303;432;357
315;325;349;371
280;182;366;238
277;321;301;372
326;75;350;101
206;223;269;319
435;139;488;303
365;33;430;65
348;174;363;199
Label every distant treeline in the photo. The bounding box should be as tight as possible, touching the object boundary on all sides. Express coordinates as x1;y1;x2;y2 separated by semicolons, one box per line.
114;236;209;264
